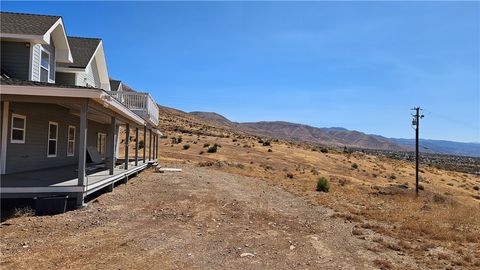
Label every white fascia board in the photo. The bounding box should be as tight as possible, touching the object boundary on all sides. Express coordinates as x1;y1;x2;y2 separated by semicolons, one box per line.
0;33;45;43
44;18;73;63
0;85;145;125
56;66;85;73
84;41;111;91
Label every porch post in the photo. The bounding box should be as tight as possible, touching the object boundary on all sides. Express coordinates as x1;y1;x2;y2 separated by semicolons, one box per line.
156;134;159;159
135;127;139;166
108;116;116;175
0;101;9;174
76;102;88;208
143;125;146;163
149;128;152;161
125;123;130;170
152;134;156;161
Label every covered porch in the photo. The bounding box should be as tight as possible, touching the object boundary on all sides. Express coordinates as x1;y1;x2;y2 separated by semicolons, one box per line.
0;82;161;208
0;160;154;199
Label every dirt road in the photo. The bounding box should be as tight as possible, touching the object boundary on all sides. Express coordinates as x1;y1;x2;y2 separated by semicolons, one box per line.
1;165;422;269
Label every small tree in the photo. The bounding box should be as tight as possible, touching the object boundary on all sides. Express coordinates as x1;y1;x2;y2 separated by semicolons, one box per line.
316;177;330;192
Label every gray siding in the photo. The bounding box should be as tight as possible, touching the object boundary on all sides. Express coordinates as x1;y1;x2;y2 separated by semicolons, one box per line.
5;102;110;174
55;72;76;85
31;43;40;81
75;58;100;88
90;58;100;88
0;41;30;80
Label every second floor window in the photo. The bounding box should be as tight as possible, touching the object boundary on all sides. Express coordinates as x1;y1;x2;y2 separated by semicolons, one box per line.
40;50;50;83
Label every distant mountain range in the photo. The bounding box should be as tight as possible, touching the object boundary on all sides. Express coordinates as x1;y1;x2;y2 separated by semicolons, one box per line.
390;138;480;157
189;111;480;157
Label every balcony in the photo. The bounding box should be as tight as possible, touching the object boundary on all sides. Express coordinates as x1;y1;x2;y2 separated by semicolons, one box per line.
106;91;159;126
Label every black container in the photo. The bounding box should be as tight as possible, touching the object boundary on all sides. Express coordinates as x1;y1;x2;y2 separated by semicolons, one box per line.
33;195;68;215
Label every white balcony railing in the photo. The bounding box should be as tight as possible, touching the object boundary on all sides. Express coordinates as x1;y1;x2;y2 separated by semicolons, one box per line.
107;91;159;126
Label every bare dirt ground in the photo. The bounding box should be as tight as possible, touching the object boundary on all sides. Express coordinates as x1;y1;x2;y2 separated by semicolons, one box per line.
2;107;479;269
2;165;424;270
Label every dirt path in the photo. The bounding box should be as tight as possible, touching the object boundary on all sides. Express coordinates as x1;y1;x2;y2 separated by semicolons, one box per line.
1;165;421;269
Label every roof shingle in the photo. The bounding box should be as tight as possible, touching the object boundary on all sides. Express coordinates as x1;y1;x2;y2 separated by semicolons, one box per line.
66;36;101;68
0;12;60;35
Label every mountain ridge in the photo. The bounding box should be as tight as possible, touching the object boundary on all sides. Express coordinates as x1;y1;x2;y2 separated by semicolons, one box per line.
188;111;479;157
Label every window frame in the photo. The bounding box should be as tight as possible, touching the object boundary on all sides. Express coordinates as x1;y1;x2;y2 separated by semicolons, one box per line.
67;125;76;157
47;121;59;158
10;113;26;144
97;132;106;158
39;48;50;83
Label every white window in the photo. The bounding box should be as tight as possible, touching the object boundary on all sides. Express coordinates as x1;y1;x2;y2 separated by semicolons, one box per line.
47;121;58;157
97;133;106;158
40;49;50;83
67;125;76;156
11;114;26;143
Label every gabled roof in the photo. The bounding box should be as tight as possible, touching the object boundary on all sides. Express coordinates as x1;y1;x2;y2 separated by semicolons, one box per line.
109;79;122;91
0;12;60;35
66;36;101;68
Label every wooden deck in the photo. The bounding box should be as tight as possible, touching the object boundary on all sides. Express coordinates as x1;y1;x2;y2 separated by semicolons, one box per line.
0;160;154;198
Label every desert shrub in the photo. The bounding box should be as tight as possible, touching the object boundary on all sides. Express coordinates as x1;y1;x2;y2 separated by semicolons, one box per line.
207;145;218;153
13;207;35;218
258;139;264;144
214;143;221;148
171;137;182;144
286;172;294;179
183;144;190;150
199;151;204;155
473;186;479;191
232;138;237;142
418;184;425;190
372;173;377;178
262;141;271;146
351;163;358;169
320;148;328;153
268;149;273;152
203;143;210;148
316;177;330;192
389;174;397;180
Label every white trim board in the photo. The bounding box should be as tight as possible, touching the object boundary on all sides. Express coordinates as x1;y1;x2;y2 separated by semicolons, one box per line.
1;101;9;174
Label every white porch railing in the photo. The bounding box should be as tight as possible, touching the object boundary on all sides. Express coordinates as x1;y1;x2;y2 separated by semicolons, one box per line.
106;91;159;126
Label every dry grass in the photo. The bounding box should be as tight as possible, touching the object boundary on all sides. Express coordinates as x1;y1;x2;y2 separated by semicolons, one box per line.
146;109;480;268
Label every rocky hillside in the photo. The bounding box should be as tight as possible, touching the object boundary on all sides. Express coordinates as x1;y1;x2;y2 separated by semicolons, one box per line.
188;111;405;151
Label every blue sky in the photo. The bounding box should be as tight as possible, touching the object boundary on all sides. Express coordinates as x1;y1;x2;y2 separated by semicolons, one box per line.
3;1;479;142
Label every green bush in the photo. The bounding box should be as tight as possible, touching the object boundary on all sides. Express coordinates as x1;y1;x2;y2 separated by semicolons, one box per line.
351;163;358;169
207;145;218;153
183;144;190;150
316;177;330;192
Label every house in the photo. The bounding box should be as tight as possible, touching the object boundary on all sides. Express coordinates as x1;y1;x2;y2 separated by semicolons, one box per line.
0;12;160;209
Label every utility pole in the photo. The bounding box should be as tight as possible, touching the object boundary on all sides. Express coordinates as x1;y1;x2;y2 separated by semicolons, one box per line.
411;107;424;195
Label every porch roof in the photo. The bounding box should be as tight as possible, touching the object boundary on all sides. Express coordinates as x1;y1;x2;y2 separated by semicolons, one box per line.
0;78;145;126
